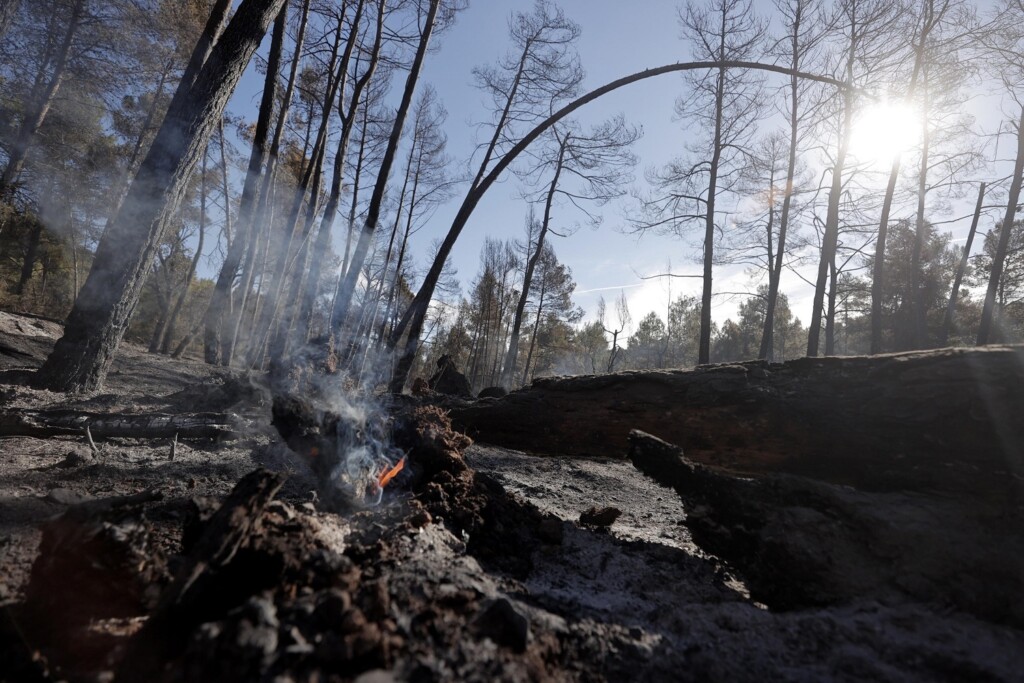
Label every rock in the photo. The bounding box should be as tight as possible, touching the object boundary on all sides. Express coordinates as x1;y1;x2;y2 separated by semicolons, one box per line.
477;386;507;399
537;517;564;544
408;509;433;528
473;598;529;653
410;377;431;396
428;355;473;398
579;506;621;528
354;671;396;683
44;488;93;505
55;450;95;469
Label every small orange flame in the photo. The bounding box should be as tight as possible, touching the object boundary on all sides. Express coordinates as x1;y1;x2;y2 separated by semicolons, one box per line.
377;456;407;488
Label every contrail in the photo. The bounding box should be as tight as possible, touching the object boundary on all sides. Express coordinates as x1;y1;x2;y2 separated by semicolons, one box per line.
575;283;646;295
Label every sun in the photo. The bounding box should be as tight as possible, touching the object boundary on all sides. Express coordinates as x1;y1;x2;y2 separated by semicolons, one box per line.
849;101;921;167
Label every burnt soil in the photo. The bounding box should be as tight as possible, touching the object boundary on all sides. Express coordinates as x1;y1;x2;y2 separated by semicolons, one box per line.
1;310;1022;682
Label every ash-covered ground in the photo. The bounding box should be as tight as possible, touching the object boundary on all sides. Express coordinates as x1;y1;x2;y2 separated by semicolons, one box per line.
1;310;1022;682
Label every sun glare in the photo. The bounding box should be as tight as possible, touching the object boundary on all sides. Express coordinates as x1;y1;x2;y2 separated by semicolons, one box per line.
849;101;921;167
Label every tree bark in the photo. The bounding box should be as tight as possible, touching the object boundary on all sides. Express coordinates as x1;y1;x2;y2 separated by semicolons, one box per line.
759;68;798;360
906;72;931;351
14;219;44;296
869;5;933;355
250;12;348;365
699;63;725;366
0;0;18;42
448;346;1024;505
34;0;287;393
296;0;383;346
521;273;548;386
299;0;382;342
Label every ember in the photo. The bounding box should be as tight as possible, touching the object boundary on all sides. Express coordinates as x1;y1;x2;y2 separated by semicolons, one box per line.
377;455;406;488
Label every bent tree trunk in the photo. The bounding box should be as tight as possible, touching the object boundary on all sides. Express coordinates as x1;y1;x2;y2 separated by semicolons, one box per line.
387;60;847;393
34;0;286;393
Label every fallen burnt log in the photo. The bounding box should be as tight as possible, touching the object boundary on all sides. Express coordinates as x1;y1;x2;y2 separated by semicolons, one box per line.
449;346;1024;503
628;429;1024;627
0;408;243;440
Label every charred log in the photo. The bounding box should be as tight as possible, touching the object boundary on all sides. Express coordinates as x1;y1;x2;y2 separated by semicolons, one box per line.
0;409;242;440
628;429;1024;626
449;346;1024;505
428;354;472;397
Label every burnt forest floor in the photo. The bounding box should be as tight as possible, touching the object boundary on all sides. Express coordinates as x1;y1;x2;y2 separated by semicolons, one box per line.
1;309;1023;682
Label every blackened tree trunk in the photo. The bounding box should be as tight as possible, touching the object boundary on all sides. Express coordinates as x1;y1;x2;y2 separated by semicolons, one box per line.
34;0;287;393
14;220;45;296
521;271;548;386
939;181;984;346
759;77;798;361
869;7;933;354
501;135;567;387
296;0;383;348
699;64;726;366
978;105;1024;345
201;1;288;365
807;78;854;356
331;90;372;324
760;0;820;362
250;13;348;365
329;0;441;332
225;0;311;365
160;158;208;355
869;155;902;354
